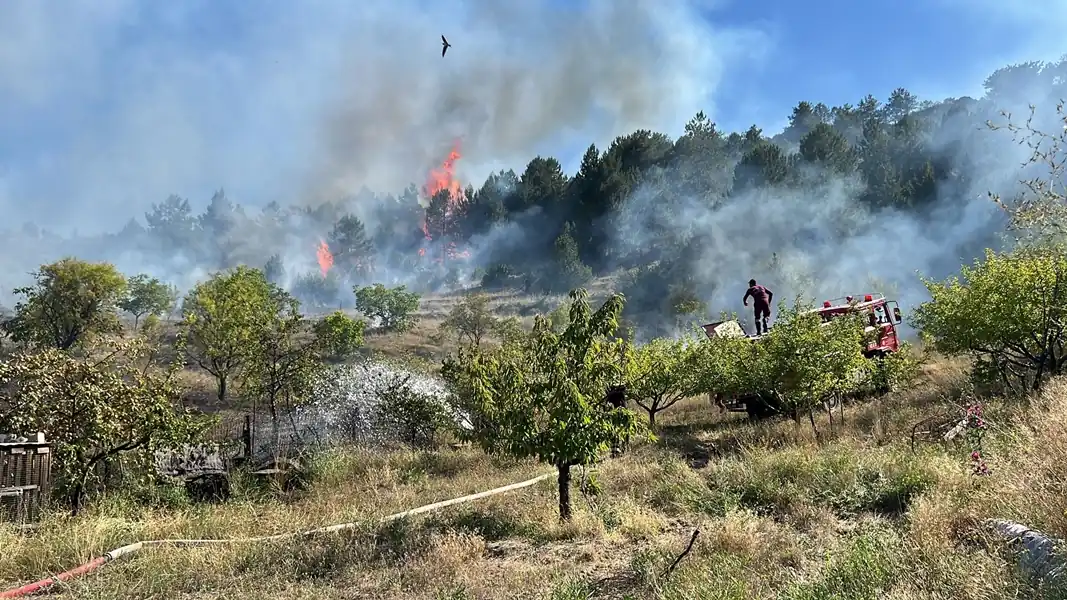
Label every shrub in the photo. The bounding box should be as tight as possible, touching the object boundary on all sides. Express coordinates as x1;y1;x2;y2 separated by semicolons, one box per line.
354;283;421;333
314;311;367;360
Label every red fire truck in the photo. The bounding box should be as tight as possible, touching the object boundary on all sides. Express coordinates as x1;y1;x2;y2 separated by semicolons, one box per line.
701;293;905;419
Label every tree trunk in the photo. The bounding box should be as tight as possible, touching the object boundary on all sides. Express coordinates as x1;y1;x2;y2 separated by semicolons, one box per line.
69;485;84;516
69;469;91;516
269;396;281;454
647;409;657;430
557;463;572;522
808;409;820;442
218;376;228;403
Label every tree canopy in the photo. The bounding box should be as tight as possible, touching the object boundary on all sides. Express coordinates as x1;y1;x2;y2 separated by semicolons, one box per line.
179;266;280;403
441;288;645;521
1;258;127;351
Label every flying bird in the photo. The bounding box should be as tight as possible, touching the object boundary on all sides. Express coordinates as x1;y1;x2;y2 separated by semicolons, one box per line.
441;35;451;57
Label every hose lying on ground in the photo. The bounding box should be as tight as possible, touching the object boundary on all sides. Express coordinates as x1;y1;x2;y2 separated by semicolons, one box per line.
0;471;554;599
985;519;1065;583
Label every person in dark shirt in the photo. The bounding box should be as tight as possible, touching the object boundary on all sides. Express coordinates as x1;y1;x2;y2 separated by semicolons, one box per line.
743;278;774;335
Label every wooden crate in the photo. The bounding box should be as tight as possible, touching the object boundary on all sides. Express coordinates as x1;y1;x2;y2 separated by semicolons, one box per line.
0;433;52;523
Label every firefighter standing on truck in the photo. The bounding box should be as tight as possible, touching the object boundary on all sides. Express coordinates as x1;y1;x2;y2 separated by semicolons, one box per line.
743;278;774;335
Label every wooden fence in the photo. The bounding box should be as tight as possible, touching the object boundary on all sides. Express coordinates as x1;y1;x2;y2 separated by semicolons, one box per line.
0;432;51;523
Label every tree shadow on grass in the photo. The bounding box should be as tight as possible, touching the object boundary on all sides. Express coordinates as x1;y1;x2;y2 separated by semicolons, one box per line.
654;418;761;469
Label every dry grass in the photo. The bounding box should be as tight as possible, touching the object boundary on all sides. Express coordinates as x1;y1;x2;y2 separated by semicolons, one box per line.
2;353;1066;599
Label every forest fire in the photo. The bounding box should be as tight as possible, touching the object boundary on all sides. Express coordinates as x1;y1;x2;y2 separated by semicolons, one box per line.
420;141;471;262
317;240;333;277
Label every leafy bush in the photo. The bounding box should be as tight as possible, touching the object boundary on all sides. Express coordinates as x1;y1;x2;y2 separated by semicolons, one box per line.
912;246;1067;395
480;263;518;290
372;379;453;449
354;283;421;333
314;311;366;360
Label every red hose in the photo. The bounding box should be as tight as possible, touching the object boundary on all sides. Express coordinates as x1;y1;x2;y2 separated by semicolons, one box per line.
0;557;108;598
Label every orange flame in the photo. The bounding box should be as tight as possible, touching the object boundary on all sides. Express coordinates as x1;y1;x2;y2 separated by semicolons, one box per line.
419;141;469;261
422;143;463;203
317;240;333;277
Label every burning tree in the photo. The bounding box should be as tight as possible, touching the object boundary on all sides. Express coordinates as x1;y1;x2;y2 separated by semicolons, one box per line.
419;142;472;264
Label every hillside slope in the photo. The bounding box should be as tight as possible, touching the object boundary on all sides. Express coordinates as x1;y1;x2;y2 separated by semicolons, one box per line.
2;359;1063;599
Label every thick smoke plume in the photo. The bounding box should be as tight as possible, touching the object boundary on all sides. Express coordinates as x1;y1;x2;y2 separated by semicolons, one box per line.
0;0;765;309
311;0;764;204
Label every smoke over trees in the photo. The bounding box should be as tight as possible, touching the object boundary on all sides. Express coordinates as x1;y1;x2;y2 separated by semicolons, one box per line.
1;58;1064;337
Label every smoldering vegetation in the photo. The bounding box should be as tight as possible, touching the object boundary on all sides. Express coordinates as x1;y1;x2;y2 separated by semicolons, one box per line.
1;56;1065;339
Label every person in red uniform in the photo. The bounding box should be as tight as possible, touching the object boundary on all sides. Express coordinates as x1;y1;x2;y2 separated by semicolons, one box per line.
743;278;774;335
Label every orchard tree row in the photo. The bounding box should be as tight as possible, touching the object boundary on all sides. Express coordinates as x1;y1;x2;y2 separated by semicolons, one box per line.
438;240;1067;520
0;258;427;512
439;104;1067;521
1;226;1066;517
5;59;1065;331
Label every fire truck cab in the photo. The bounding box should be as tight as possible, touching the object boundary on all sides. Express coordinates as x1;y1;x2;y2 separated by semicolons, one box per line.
812;293;903;358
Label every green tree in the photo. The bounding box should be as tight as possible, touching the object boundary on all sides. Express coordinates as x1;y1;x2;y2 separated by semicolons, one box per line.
179;266;278;403
733;142;793;190
2;258;127;350
549;221;593;292
0;338;204;514
119;273;178;329
884;87;918;122
292;270;342;309
354;283;421;333
440;292;500;349
671;111;730;204
755;300;872;433
624;337;703;429
518;156;569;214
313;310;366;360
145;195;200;257
327;214;375;279
243;290;324;448
799;123;857;175
783;100;825;144
263;254;285;285
567;144;606;265
694;329;765;404
912;246;1067;394
441;288;645;521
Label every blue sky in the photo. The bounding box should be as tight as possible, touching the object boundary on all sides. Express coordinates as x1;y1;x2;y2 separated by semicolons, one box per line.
705;0;1066;132
0;0;1064;234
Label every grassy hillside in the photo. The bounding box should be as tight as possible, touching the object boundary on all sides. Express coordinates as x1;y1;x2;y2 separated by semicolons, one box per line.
2;357;1064;599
